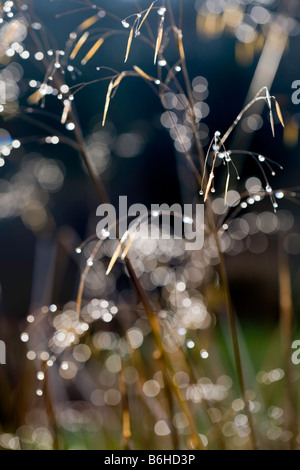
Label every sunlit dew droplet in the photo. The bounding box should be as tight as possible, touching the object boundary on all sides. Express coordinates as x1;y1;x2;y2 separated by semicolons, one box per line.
186;340;195;349
60;84;69;94
211;188;215;193
143;380;160;398
200;349;209;359
101;229;110;238
51;136;59;144
0;158;5;167
27;351;36;360
37;371;44;381
177;327;186;336
122;20;130;28
273;202;278;209
36;389;43;396
12;139;21;149
66;122;75;131
247;197;255;205
49;304;57;312
158;59;167;67
240;202;247;209
183;216;193;224
176;281;186;292
75;247;82;254
26;315;34;323
275;191;284;199
1;147;11;157
6;48;15;57
102;312;113;323
258;155;265;162
158;7;166;16
154;420;171;436
265;184;272;193
199;190;204;196
20;332;29;343
32;22;42;30
155;79;161;85
34;52;44;61
20;51;30;59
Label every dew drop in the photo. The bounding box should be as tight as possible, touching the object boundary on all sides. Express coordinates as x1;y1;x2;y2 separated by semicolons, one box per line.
265;184;272;193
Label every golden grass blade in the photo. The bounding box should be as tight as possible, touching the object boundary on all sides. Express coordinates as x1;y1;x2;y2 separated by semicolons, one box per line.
78;14;99;31
133;65;152;81
102;80;113;126
275;100;285;128
204;171;214;202
112;71;126;89
224;171;230;205
265;87;272;110
121;233;135;260
61;99;71;124
27;89;43;105
70;31;89;60
81;37;104;65
106;243;122;275
137;1;155;32
5;20;20;44
124;27;134;63
177;30;185;61
120;230;129;244
154;16;164;64
270;109;275;137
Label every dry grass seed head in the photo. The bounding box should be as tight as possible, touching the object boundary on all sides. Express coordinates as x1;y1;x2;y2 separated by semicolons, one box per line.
81;37;104;65
154;15;165;64
124;27;134;63
102;80;113;126
70;31;89;60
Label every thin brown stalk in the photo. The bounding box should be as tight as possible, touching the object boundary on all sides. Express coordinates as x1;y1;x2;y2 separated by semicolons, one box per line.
42;361;59;450
120;365;133;449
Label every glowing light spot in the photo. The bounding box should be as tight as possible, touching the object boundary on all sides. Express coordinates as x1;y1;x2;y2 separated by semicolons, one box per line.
37;371;44;381
20;332;29;343
154;420;171;436
200;349;209;359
